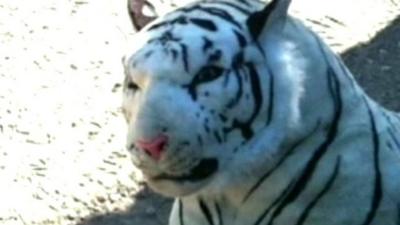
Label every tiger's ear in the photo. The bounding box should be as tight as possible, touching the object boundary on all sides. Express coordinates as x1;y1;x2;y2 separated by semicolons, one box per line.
128;0;158;31
246;0;291;40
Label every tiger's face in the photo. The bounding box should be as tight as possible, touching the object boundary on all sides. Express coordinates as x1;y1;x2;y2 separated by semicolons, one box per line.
122;7;269;196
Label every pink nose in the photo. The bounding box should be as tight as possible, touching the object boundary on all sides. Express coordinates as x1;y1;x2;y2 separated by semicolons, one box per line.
136;135;168;160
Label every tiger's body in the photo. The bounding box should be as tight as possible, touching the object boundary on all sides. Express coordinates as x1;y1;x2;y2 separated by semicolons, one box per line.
122;0;400;224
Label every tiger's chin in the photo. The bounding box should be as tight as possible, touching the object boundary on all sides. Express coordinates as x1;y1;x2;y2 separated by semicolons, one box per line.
145;158;219;197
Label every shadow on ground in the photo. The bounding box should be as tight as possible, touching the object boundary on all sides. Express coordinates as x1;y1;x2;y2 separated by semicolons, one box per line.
77;185;172;225
76;16;400;225
343;16;400;111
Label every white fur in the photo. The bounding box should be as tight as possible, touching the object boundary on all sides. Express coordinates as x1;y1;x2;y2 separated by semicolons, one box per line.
123;0;400;224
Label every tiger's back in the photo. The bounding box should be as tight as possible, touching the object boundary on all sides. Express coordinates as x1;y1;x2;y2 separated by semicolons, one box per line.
122;0;400;224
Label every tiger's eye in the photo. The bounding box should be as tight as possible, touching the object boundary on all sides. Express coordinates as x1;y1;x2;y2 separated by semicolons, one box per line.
196;65;225;82
127;81;139;91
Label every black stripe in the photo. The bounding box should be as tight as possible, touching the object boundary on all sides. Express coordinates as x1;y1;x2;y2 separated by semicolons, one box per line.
204;119;210;133
361;99;383;225
266;68;274;126
200;7;242;29
382;113;400;150
148;16;188;31
266;67;343;225
386;113;400;132
335;55;357;91
213;130;223;143
226;68;243;109
295;156;342;225
143;50;154;59
232;52;244;68
386;141;394;152
233;30;247;47
386;141;396;151
178;5;242;29
190;18;218;31
215;202;224;225
179;199;185;225
236;0;251;6
197;135;203;146
226;119;253;140
395;116;400;124
171;49;178;60
246;63;263;124
388;128;400;151
208;1;252;15
219;113;228;122
224;63;262;140
199;199;215;225
157;31;182;45
202;37;214;52
313;32;357;95
243;121;321;203
147;21;168;31
253;179;296;225
180;43;189;72
208;50;222;62
222;67;231;88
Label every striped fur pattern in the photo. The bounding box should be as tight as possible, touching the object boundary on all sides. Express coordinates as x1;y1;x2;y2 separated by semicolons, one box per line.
122;0;400;224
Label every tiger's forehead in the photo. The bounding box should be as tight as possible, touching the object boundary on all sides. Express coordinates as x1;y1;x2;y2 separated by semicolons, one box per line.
129;13;253;80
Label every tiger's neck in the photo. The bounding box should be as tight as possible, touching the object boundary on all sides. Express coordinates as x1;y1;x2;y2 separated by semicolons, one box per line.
174;17;394;222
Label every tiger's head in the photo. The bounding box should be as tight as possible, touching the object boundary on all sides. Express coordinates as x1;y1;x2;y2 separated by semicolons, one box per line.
123;0;304;197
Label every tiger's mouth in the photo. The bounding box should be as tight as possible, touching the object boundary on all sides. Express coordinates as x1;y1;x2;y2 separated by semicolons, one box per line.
153;158;218;182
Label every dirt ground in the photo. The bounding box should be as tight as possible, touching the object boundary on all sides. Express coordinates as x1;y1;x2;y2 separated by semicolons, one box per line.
0;1;399;225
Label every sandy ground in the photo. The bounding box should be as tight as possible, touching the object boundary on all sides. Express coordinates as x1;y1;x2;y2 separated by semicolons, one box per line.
0;1;399;225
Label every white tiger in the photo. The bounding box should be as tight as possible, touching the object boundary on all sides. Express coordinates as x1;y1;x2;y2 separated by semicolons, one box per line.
122;0;400;224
